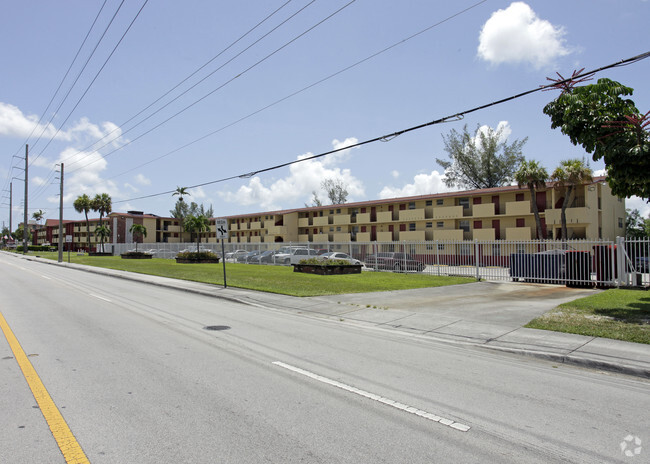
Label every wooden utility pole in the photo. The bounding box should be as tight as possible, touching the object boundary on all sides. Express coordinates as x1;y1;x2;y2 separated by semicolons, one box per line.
23;145;28;254
58;163;64;263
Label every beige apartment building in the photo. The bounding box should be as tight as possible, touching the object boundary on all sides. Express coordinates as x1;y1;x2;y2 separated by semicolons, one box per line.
223;177;625;244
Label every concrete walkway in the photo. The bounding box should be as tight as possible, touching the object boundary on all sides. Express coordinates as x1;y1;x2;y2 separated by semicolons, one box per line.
18;253;650;379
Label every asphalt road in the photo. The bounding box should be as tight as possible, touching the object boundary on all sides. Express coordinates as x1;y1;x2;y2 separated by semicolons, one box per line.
0;254;648;463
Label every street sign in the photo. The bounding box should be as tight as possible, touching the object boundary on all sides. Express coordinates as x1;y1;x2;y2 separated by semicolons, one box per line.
65;235;72;243
215;219;228;239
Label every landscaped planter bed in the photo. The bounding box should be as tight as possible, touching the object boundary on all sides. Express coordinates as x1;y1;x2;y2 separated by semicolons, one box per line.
292;264;362;275
175;258;220;264
121;252;152;259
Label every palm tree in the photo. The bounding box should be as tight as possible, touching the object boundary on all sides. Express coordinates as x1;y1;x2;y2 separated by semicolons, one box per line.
552;159;593;240
94;225;111;251
73;194;92;251
514;160;549;240
92;193;112;227
129;224;147;252
172;187;190;241
184;214;210;253
32;209;45;225
172;186;190;202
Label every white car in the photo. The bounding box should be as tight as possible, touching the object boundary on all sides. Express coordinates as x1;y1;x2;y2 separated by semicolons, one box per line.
225;249;248;260
318;252;362;265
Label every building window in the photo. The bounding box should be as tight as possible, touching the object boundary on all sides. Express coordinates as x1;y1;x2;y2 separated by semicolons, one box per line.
438;243;445;251
618;217;624;228
436;199;444;206
426;222;432;228
336;209;341;214
336;226;342;232
408;202;416;210
516;218;525;227
516;193;524;202
409;223;416;231
426;200;433;206
437;221;444;228
459;198;469;209
459;220;470;232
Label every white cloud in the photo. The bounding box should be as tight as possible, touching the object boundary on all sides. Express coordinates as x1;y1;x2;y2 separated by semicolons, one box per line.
218;137;365;211
0;102;65;140
379;170;458;199
626;196;650;218
391;170;399;179
477;2;570;69
135;174;151;186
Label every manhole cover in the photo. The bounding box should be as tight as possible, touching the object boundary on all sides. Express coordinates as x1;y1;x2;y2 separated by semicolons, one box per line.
203;325;231;331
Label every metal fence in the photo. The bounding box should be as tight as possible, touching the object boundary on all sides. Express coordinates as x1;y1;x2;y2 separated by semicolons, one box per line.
111;237;650;288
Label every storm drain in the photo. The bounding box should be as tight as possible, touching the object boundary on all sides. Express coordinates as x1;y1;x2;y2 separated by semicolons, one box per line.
203;325;231;331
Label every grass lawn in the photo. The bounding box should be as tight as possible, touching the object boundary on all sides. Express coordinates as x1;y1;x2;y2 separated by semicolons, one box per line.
526;289;650;344
30;252;474;297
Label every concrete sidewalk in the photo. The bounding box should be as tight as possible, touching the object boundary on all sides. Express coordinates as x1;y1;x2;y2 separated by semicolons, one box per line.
20;253;650;379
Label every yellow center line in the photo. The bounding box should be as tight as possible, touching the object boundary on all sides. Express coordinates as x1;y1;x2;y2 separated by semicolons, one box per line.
0;311;90;464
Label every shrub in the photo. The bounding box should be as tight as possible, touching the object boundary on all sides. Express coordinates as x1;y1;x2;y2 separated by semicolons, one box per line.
175;251;219;260
298;258;355;266
121;251;151;257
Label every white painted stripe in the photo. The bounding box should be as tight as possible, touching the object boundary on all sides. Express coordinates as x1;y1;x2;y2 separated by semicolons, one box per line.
89;293;111;302
272;361;470;432
41;275;51;280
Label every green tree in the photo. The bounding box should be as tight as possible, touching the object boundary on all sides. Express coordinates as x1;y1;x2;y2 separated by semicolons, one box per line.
172;186;190;202
184;214;210;253
625;208;648;238
543;78;649;200
73;194;93;251
92;193;112;227
32;209;45;225
321;178;348;205
514;160;549;240
13;225;31;243
436;124;527;189
551;159;593;240
94;225;111;250
129;223;147;252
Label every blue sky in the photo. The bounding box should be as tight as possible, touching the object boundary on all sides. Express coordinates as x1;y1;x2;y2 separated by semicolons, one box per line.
1;0;649;227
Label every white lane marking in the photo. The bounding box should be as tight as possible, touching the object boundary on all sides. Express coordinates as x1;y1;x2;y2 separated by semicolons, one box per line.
272;361;470;432
89;293;112;302
41;275;51;280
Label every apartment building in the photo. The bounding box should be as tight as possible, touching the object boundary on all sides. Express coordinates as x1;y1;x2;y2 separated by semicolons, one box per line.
31;177;625;250
223;177;625;244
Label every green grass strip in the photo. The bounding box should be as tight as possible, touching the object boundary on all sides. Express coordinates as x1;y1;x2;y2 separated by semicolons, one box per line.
526;289;650;344
32;252;474;297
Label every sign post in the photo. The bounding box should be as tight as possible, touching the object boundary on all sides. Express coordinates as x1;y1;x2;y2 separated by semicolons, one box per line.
65;235;72;263
215;219;229;288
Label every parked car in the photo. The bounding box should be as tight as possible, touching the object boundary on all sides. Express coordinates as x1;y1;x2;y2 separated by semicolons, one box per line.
249;250;275;264
225;249;248;260
318;252;362;266
364;252;426;272
273;246;308;264
287;248;321;265
636;256;649;273
236;250;261;263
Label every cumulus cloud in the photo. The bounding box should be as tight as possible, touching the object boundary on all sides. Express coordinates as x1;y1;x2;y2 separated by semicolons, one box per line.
379;170;458;199
135;174;151;186
627;196;650;218
391;170;399;179
477;2;570;69
0;102;65;140
218;137;365;211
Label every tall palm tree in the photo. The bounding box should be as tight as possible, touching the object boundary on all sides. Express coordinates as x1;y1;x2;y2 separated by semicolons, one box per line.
73;194;92;251
172;187;190;241
129;224;147;252
552;159;593;240
92;193;112;227
32;209;45;225
172;186;190;202
514;160;549;240
184;214;210;253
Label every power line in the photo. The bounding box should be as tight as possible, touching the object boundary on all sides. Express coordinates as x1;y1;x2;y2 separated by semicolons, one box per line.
103;0;491;183
67;0;358;174
111;51;650;206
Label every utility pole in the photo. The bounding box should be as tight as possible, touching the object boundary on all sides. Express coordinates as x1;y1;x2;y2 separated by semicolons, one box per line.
9;182;12;235
58;163;64;263
23;144;28;254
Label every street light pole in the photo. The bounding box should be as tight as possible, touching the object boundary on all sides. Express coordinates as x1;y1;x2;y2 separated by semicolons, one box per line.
23;145;28;254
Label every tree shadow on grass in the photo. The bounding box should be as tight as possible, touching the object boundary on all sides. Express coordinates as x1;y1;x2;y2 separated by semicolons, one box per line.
594;296;650;323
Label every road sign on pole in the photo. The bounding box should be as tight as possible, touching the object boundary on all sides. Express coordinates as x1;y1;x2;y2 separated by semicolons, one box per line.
215;219;228;288
215;219;228;239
